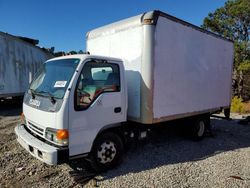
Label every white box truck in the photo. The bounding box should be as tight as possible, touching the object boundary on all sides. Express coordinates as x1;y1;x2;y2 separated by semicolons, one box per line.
15;10;234;171
0;32;53;99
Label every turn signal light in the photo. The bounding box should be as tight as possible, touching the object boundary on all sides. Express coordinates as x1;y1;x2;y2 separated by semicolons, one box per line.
20;112;25;124
56;129;69;140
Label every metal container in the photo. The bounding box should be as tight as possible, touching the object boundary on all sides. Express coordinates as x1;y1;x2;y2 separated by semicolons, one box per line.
0;32;53;98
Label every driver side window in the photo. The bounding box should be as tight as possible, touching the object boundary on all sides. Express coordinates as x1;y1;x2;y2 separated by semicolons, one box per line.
75;61;120;110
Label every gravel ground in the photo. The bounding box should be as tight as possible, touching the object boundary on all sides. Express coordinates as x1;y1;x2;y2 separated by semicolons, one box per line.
0;100;250;188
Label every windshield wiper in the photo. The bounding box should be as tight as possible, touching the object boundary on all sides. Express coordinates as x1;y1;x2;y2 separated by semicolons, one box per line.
29;89;37;99
47;92;56;104
37;90;57;104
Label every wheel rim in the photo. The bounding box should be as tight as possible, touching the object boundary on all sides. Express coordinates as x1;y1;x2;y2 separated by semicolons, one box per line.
97;141;117;164
197;121;205;137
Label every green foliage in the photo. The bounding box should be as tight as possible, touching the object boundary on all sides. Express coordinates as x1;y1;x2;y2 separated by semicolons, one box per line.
78;50;84;54
237;60;250;72
231;96;245;113
202;0;250;41
234;41;250;67
69;50;77;55
202;0;250;69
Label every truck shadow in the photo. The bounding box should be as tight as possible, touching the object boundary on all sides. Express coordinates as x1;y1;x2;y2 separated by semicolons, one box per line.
68;159;98;186
0;99;22;116
68;117;250;186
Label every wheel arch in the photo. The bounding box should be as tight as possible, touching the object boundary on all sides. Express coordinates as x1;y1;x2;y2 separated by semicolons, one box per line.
90;123;125;152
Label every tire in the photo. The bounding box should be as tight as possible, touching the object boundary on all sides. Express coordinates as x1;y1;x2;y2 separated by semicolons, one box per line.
89;132;124;172
224;108;230;119
191;116;209;141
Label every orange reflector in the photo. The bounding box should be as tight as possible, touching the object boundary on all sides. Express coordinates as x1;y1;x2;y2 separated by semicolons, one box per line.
143;19;154;24
56;129;69;140
21;112;25;123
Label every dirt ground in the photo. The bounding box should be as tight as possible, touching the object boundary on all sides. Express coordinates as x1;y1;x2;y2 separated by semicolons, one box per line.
0;100;250;188
244;102;250;113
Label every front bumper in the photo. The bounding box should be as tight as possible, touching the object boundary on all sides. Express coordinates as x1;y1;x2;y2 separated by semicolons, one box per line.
15;124;68;165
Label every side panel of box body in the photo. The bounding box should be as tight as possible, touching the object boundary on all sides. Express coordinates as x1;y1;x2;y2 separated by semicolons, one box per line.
87;15;147;122
152;16;234;122
0;32;52;97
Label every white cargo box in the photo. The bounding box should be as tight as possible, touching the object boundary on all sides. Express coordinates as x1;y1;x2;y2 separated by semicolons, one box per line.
0;32;53;98
87;10;234;124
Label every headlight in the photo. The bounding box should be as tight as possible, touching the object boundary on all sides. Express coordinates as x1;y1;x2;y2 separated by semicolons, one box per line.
45;128;69;146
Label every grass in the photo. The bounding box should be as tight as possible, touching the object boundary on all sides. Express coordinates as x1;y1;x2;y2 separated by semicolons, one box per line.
231;96;245;113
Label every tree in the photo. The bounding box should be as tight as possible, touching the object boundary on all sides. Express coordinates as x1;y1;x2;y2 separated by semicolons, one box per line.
202;0;250;67
202;0;249;41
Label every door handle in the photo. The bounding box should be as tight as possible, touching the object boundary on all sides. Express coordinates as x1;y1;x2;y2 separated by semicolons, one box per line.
114;107;121;113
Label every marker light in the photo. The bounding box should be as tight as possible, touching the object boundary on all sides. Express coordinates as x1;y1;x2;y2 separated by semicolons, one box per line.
143;19;154;24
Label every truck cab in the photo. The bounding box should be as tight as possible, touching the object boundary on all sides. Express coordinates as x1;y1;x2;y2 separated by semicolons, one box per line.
15;54;127;170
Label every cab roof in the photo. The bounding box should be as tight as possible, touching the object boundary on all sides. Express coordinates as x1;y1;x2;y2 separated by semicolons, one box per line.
46;54;123;63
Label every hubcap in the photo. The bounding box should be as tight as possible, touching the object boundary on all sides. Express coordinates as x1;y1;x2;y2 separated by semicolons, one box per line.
97;141;117;164
197;121;205;137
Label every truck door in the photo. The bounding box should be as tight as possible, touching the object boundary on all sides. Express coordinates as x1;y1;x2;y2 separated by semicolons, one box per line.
68;59;126;156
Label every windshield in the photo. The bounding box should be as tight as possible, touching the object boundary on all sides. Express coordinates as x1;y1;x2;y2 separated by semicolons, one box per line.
30;58;80;99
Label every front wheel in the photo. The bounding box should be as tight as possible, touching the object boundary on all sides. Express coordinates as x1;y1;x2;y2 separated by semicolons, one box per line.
89;132;124;172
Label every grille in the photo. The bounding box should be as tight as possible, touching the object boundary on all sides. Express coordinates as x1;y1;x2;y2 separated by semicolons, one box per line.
28;122;44;136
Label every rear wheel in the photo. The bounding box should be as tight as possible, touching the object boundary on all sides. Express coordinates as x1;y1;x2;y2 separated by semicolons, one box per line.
90;132;124;172
191;116;210;141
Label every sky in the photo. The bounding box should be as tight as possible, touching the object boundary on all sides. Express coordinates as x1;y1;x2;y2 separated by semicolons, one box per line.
0;0;227;52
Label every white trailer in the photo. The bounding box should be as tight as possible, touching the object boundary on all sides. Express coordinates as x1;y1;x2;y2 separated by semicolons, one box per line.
0;32;53;98
15;10;234;171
